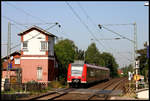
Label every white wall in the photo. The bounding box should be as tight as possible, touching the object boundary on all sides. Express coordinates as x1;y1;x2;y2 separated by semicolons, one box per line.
23;30;46;55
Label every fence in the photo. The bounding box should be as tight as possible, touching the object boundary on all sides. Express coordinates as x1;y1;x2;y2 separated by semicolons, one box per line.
123;81;149;95
4;82;49;92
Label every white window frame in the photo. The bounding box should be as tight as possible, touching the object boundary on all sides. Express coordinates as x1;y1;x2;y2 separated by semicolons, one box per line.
41;41;47;51
14;58;20;64
37;67;42;80
22;41;28;51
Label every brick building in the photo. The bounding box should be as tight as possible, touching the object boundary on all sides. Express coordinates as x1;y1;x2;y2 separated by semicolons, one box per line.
2;51;22;83
2;26;58;84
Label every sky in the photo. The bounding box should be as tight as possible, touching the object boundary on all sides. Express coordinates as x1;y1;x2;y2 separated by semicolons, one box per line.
1;1;149;68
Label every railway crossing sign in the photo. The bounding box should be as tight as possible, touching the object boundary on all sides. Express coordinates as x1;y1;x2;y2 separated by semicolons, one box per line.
128;72;132;81
134;75;140;81
135;60;139;69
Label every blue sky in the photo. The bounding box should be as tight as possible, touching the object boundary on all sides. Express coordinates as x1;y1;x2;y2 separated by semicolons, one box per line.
1;1;149;68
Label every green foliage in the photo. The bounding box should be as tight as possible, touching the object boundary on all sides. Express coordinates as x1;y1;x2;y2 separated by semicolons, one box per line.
74;48;85;60
85;43;119;78
100;52;119;78
54;39;77;79
85;43;103;66
136;42;149;81
49;81;63;88
54;40;119;80
121;64;134;77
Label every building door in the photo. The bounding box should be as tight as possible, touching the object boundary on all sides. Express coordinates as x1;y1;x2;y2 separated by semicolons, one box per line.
37;67;42;80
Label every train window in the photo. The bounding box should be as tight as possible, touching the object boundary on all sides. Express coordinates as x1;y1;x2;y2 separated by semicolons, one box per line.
71;65;83;76
90;71;94;77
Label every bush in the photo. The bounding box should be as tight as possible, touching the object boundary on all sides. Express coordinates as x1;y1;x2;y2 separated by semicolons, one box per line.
49;81;63;88
25;80;46;92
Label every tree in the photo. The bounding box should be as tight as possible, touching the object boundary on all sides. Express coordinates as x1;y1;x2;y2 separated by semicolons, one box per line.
136;42;149;81
85;43;102;66
100;52;119;78
74;48;85;60
85;43;119;78
121;64;134;77
54;39;77;79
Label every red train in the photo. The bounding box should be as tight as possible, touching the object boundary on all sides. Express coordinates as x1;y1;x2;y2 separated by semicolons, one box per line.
67;62;110;87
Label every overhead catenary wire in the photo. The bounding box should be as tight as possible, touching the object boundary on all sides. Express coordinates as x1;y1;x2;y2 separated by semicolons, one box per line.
66;2;108;52
98;24;135;65
2;3;61;57
13;22;56;25
102;23;134;26
77;2;119;51
2;15;59;50
10;23;59;50
99;25;135;43
5;2;60;31
77;2;133;63
5;2;47;23
69;2;133;64
2;15;28;28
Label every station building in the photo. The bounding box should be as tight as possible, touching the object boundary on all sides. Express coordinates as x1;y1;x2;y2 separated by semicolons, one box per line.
2;51;22;83
1;26;59;84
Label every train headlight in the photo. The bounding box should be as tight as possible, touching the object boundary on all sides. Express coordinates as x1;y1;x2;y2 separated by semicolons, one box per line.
68;76;71;78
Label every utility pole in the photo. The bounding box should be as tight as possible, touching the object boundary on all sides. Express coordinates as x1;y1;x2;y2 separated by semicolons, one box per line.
6;22;11;79
133;22;138;91
98;22;139;90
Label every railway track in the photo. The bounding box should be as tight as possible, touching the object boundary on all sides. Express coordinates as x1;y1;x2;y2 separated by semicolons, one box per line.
19;88;75;100
19;77;128;100
87;77;127;100
54;77;128;100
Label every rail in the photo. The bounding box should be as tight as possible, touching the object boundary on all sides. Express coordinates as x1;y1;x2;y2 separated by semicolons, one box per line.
87;77;127;100
25;88;75;100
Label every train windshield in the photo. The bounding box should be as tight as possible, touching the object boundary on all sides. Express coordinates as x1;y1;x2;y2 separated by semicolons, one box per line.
71;65;83;76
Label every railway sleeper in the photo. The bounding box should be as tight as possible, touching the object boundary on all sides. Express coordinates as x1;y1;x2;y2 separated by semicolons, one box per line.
88;93;110;100
88;90;112;100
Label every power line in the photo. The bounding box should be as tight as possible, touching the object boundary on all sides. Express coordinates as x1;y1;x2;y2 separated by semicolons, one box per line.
3;16;58;50
13;23;56;25
77;2;96;28
3;15;60;50
98;24;135;65
55;22;71;38
77;2;117;52
99;24;134;43
102;23;134;26
11;23;58;50
68;2;133;63
66;2;108;52
77;2;133;62
5;2;47;23
2;15;28;28
5;2;59;31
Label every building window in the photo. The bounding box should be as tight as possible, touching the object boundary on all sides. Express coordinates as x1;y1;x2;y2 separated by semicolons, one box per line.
41;41;47;51
37;67;42;80
15;58;20;64
23;41;28;50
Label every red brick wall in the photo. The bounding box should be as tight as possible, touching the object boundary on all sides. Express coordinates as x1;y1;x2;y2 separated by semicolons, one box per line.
2;53;21;80
2;54;21;68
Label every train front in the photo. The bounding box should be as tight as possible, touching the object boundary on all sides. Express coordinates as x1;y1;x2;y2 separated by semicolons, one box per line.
67;63;86;88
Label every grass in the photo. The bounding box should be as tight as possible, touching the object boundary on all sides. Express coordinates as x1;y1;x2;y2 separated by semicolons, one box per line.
49;81;64;88
2;80;67;96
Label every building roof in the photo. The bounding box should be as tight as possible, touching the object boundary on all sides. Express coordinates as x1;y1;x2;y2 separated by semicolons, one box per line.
2;50;21;59
18;25;57;37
